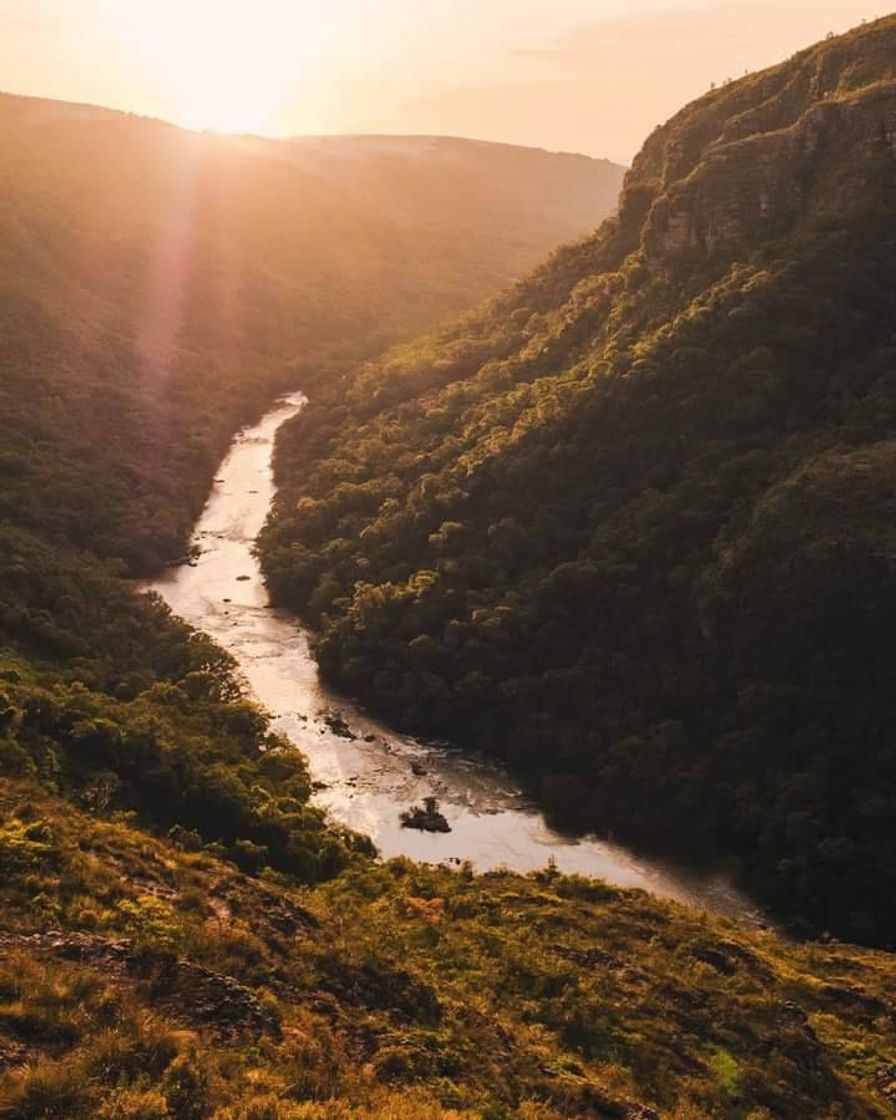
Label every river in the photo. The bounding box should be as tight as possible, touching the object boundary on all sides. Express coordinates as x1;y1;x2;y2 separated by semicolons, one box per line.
148;393;759;921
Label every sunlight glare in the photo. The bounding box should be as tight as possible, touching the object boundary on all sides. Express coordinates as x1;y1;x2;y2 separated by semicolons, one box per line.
110;1;323;133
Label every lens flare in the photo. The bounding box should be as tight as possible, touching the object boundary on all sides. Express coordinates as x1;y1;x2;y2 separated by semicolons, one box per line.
109;0;322;133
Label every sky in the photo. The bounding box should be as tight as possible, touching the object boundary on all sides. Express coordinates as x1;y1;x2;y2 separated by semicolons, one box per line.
0;0;885;163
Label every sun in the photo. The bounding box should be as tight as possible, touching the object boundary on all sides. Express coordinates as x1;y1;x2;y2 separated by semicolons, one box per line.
109;1;322;134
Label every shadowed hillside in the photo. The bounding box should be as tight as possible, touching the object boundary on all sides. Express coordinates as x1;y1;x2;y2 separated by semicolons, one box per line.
260;15;896;944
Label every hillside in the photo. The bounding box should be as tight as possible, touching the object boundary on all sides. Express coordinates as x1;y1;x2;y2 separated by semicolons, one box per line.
3;775;896;1119
259;15;896;945
0;93;623;573
266;134;621;259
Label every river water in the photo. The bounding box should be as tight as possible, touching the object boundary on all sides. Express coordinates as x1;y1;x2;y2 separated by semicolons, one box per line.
148;393;759;921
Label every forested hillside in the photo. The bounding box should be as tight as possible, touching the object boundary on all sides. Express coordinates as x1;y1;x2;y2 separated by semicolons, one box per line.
260;15;896;945
0;93;623;572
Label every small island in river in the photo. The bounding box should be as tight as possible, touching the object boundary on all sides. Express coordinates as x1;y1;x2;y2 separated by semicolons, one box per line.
401;796;451;833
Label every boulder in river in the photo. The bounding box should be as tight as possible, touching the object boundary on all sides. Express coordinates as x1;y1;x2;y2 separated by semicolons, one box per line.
323;711;357;740
401;797;451;833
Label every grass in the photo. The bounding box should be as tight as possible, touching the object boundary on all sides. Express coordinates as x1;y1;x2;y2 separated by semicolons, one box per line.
0;778;894;1118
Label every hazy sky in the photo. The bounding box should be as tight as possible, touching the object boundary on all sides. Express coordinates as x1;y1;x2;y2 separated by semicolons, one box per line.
0;1;884;162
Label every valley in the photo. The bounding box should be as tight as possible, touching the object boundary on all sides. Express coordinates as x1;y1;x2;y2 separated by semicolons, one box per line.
149;393;756;920
1;11;896;1119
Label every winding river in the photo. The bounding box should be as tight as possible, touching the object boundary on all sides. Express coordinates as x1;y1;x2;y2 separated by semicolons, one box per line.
149;393;759;921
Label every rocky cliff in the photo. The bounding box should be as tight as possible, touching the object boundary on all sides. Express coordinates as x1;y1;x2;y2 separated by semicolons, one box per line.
630;22;896;259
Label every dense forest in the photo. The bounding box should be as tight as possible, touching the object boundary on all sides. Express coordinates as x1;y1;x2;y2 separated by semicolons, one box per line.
260;15;896;946
0;94;622;572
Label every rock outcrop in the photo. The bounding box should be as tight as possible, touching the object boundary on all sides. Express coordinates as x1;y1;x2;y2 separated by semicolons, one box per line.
614;22;896;263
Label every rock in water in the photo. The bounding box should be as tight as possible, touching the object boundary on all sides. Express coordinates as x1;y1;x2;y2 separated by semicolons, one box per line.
323;711;357;739
400;796;451;833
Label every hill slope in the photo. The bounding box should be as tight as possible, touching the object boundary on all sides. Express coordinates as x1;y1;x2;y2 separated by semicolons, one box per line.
260;15;896;944
0;93;623;573
272;133;622;258
3;777;896;1119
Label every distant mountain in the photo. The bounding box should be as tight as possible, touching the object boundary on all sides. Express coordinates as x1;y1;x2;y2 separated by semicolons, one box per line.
0;92;624;572
282;133;623;233
260;15;896;944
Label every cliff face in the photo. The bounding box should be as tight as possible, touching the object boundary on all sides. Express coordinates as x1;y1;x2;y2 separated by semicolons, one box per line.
618;19;896;260
260;16;896;944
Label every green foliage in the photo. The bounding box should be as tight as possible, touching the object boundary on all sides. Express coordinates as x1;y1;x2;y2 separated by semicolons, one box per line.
259;16;896;943
0;522;364;884
709;1048;742;1099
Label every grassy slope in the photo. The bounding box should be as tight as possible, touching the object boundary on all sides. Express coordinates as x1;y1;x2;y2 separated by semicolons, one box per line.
2;778;896;1120
258;16;896;943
